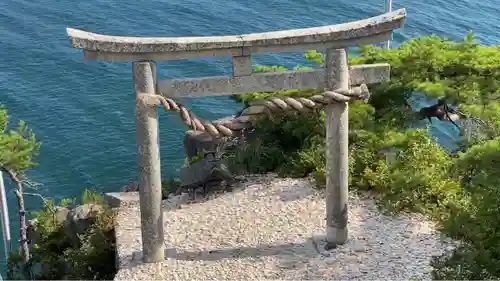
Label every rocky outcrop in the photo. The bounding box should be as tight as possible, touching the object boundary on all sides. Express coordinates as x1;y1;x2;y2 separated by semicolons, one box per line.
122;181;139;192
184;130;223;160
181;116;250;197
121;116;251;199
179;152;234;198
183;115;252;160
27;203;104;247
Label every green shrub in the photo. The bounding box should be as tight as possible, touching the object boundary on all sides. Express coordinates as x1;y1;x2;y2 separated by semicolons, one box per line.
431;138;500;279
228;33;500;279
161;178;180;198
8;190;117;280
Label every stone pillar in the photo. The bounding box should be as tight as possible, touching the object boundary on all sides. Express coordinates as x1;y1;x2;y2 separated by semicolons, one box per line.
133;61;164;262
324;49;349;249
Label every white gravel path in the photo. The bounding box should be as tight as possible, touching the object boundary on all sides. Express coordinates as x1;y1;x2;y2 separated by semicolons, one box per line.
113;174;458;280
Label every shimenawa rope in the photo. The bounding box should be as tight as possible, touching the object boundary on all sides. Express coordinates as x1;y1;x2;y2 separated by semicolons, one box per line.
136;82;370;138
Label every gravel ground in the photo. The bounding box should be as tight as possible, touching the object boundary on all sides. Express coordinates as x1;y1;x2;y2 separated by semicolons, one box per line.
113;174;458;280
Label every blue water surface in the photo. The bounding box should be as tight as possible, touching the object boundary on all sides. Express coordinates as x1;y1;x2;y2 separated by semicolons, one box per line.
0;0;499;269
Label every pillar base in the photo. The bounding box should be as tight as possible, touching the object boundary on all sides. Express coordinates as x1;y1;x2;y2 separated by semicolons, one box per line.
325;226;348;250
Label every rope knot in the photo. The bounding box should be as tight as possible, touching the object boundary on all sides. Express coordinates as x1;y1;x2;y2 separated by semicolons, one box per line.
136;94;161;109
324;84;370;103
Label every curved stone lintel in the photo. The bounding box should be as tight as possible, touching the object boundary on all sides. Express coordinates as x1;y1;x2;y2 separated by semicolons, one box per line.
66;9;406;60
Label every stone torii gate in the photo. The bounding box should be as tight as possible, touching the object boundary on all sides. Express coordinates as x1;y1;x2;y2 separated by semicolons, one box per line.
66;8;406;264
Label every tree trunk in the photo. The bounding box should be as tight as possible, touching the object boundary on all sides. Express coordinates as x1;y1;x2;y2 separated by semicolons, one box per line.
3;168;32;279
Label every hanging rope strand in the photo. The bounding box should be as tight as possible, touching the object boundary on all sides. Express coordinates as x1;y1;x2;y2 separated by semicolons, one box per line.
137;81;370;138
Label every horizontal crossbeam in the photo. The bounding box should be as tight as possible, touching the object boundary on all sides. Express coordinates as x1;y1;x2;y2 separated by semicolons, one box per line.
66;9;406;62
158;64;390;97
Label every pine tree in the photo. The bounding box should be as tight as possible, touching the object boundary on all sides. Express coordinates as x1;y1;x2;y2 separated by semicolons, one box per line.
0;104;40;279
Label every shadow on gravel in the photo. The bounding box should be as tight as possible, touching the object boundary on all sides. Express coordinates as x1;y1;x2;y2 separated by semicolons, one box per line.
126;236;324;263
171;238;322;261
121;236;328;279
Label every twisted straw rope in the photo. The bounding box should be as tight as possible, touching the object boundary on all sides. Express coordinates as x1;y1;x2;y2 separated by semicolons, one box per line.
137;84;370;138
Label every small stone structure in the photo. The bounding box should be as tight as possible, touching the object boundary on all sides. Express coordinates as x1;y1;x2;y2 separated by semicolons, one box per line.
65;8;407;271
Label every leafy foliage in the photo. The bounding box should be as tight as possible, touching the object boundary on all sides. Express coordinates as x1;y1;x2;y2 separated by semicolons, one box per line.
228;33;500;279
8;190;117;280
0;105;40;172
161;178;180;198
0;104;41;279
1;103;117;280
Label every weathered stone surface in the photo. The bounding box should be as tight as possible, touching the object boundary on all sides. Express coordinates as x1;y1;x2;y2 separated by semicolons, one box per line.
64;204;103;245
183;130;221;160
70;204;102;229
26;219;39;245
27;206;72;245
66;9;406;56
179;153;233;197
183;115;255;160
232;56;253;76
180;157;230;187
55;206;71;224
134;61;165;263
159;64;390;98
27;203;104;246
104;192;140;209
122;181;140;192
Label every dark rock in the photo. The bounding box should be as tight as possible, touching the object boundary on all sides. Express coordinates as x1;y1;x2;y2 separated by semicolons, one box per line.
181;115;259;196
69;204;103;230
55;206;71;224
71;204;102;221
122;181;140;192
27;206;71;245
63;203;103;245
180;154;221;186
179;153;234;197
183;130;222;160
27;219;39;245
183;115;249;160
27;204;104;247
